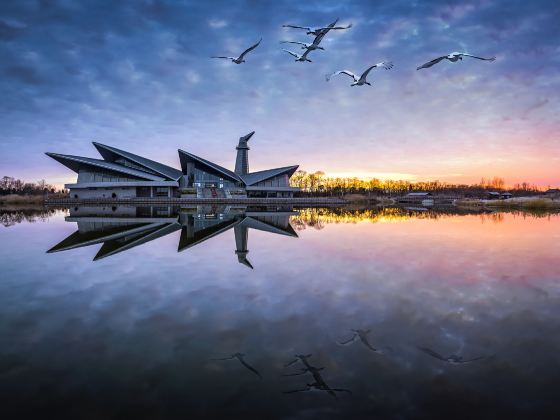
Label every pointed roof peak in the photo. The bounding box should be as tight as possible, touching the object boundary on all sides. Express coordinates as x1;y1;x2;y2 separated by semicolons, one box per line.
92;142;183;181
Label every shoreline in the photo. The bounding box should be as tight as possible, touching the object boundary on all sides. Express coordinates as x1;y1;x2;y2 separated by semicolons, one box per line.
43;197;348;206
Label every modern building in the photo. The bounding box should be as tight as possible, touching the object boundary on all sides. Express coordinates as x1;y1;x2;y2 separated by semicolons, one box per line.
46;142;183;200
178;131;300;198
46;131;300;199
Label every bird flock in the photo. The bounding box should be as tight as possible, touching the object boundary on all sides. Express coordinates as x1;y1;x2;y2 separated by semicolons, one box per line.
211;17;496;87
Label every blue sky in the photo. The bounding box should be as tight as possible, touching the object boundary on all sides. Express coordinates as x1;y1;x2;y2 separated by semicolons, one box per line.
1;0;559;186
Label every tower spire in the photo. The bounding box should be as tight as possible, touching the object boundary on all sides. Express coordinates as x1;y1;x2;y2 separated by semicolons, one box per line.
235;131;255;175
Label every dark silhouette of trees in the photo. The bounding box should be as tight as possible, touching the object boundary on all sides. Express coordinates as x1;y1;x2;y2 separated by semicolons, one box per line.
1;176;67;196
290;171;543;197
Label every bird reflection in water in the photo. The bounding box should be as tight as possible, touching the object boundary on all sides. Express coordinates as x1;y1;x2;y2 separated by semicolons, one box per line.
210;352;262;379
338;329;390;354
282;354;351;400
417;346;489;365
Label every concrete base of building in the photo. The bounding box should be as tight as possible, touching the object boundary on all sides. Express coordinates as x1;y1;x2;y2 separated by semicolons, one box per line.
45;197;348;205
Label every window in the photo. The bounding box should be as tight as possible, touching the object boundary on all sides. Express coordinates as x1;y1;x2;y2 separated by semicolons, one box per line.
155;187;168;197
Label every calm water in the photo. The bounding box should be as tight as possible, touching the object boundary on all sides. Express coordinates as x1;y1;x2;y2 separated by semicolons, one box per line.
1;206;559;419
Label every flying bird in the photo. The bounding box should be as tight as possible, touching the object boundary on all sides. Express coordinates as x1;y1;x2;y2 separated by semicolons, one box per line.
211;38;262;64
280;40;324;51
416;52;496;70
283;18;352;36
326;62;393;86
210;352;262;378
282;48;313;62
417;346;488;364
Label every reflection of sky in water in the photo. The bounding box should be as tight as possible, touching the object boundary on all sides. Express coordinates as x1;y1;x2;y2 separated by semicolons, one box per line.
1;209;559;418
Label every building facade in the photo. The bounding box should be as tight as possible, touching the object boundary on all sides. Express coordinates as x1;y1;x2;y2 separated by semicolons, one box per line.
47;131;300;199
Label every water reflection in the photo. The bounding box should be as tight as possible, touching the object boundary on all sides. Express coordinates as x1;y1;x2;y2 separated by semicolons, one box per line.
1;206;559;418
0;207;60;227
47;205;298;266
282;354;351;399
291;206;558;228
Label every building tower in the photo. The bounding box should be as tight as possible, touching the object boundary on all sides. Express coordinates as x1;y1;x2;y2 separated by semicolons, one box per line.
234;131;255;175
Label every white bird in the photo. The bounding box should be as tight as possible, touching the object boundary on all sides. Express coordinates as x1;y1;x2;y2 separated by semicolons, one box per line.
326;62;393;86
282;48;313;63
211;38;262;64
283;18;352;37
280;40;324;51
417;52;496;70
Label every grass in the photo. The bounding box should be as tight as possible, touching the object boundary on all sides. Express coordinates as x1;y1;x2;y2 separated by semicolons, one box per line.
485;198;558;209
0;194;45;205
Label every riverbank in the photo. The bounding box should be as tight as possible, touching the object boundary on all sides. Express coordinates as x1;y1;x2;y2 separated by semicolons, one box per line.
456;197;560;210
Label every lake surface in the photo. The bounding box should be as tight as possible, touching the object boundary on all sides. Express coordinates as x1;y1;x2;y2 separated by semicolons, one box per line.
1;206;559;419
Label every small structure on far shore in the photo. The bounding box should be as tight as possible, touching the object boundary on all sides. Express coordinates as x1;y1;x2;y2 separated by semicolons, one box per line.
544;188;560;198
398;191;434;205
405;192;433;197
487;191;512;200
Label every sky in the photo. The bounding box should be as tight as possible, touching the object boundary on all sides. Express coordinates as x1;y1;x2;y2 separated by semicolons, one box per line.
0;0;559;188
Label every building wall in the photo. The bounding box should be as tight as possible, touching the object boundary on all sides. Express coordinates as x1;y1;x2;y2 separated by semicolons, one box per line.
192;168;237;188
253;174;289;188
78;169;141;183
69;187;137;199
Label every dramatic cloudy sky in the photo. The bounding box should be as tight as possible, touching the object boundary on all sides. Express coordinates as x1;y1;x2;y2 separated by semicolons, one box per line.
1;0;559;187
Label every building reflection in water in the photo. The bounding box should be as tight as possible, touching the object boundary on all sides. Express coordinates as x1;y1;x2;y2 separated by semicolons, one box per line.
47;205;298;267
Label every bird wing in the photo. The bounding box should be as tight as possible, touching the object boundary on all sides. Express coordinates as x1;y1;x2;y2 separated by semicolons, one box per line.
416;55;447;70
459;356;486;363
326;70;358;82
337;333;357;345
282;369;308;377
460;53;496;61
331;388;352;394
280;41;308;47
417;346;447;361
359;336;378;352
283;386;311;394
282;49;300;59
284;358;299;368
211;56;235;60
312;18;339;36
282;24;311;31
315;23;352;31
237;38;261;60
311;31;327;45
300;48;313;59
209;355;236;360
238;357;262;378
315;383;339;400
360;62;392;80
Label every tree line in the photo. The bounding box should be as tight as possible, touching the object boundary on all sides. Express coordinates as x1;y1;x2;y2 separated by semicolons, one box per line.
290;170;544;197
0;176;65;196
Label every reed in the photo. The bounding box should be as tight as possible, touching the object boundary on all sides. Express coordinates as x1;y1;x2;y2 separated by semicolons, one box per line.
0;194;45;205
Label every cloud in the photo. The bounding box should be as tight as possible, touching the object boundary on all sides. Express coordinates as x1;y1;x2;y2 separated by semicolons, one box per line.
0;0;558;185
3;64;44;85
208;18;228;29
0;18;25;40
